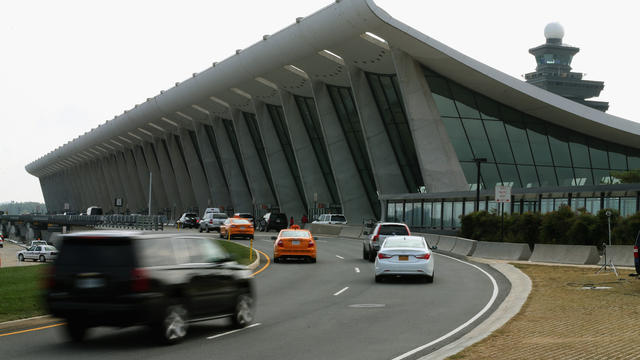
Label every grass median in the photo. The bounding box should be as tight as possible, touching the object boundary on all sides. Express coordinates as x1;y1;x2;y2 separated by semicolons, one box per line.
449;264;640;359
0;266;47;323
215;239;256;266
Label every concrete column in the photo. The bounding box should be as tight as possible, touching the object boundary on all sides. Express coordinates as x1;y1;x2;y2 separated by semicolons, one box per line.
194;122;232;210
50;172;66;212
310;80;375;221
390;48;467;192
112;153;136;213
133;145;163;214
151;139;184;216
68;166;89;211
82;162;101;207
38;177;54;213
123;149;147;212
95;158;116;213
166;134;198;212
346;66;407;194
280;91;333;208
253;100;305;218
210;116;253;213
88;160;111;210
102;155;126;213
141;141;174;215
231;109;275;211
178;128;210;213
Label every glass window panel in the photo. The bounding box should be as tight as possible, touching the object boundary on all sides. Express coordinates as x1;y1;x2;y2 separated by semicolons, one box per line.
504;120;534;165
387;203;396;222
628;154;640;170
412;202;422;227
426;77;459;118
537;166;558;187
517;165;540;188
483;120;514;163
621;197;637;217
423;202;432;227
547;126;572;167
604;197;620;211
442;202;453;227
460;162;479;190
526;121;554;166
432;202;442;228
461;118;494;162
488;201;499;214
573;168;593;186
464;201;474;215
478;199;486;211
593;169;613;184
569;134;590;168
394;203;404;223
453;202;463;227
608;145;627;170
586;198;600;214
497;164;522;188
449;83;481;118
475;95;500;120
589;139;609;169
481;163;503;189
554;198;569;211
540;198;553;214
572;197;586;210
555;167;575;187
442;118;474;162
404;202;413;226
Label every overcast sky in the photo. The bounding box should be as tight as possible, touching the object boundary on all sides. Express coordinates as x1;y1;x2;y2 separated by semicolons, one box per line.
1;0;638;204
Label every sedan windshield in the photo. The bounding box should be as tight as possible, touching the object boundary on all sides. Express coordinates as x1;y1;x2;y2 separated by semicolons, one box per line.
280;230;310;238
383;238;425;249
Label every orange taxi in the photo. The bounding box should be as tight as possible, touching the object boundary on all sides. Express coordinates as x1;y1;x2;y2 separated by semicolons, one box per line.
219;218;254;240
272;225;316;263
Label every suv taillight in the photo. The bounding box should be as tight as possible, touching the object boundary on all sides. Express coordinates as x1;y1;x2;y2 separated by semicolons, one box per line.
372;235;379;243
131;268;149;292
277;240;284;247
209;219;213;224
634;246;638;259
308;240;314;248
378;253;391;259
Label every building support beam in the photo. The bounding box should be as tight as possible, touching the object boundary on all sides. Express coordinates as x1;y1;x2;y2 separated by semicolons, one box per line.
112;153;136;213
144;141;178;217
165;134;198;212
391;48;468;192
194;122;232;210
123;149;147;212
96;158;116;213
152;138;185;216
311;80;375;222
103;155;127;213
178;128;210;213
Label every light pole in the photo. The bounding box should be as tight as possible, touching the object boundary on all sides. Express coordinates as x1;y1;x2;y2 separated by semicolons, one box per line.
473;158;487;212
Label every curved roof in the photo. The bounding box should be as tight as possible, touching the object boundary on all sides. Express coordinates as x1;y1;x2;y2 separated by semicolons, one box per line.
26;0;640;177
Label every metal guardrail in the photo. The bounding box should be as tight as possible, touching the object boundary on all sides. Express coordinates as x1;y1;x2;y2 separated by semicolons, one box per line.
0;214;164;231
100;215;164;231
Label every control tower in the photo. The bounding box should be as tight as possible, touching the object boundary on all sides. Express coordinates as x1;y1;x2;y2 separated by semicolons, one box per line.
525;23;609;112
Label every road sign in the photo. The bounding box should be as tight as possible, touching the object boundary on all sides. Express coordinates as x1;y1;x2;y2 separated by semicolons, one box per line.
495;185;511;203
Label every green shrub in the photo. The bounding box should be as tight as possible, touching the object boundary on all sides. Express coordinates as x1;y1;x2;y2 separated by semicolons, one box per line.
566;211;599;246
611;212;640;245
539;205;575;244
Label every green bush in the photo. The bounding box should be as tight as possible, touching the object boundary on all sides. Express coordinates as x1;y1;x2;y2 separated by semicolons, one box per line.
611;212;640;245
460;211;500;242
539;205;575;244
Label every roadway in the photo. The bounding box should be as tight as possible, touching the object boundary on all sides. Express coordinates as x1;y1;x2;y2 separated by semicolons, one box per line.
0;231;510;360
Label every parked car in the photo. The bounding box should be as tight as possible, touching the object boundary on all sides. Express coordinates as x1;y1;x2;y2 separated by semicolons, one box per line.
312;214;347;225
176;213;198;229
204;208;222;214
272;227;316;263
30;240;48;247
220;218;254;240
17;245;58;262
233;213;254;225
199;212;228;232
374;236;434;283
44;231;255;344
363;222;411;262
634;232;640;275
86;206;103;216
0;232;4;248
258;212;288;232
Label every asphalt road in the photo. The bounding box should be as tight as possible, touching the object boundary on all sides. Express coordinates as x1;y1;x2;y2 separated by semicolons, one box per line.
0;231;509;360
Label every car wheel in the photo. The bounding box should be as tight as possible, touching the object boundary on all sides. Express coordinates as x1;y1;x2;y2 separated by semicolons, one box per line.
426;272;434;284
206;228;210;233
273;257;279;263
368;250;376;263
39;255;46;262
231;294;254;328
362;245;368;260
66;318;88;342
310;257;317;263
154;304;189;345
375;275;383;283
219;231;224;238
18;254;24;262
199;228;203;233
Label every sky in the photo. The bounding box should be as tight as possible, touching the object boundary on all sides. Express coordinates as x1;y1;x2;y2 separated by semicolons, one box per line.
1;0;638;204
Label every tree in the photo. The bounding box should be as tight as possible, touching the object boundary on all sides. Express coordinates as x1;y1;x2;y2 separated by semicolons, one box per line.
610;169;640;184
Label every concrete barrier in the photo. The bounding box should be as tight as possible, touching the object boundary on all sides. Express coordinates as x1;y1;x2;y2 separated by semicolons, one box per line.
339;226;362;239
436;236;457;252
309;223;342;236
418;233;440;248
529;244;600;265
473;241;532;261
451;237;477;256
599;245;635;267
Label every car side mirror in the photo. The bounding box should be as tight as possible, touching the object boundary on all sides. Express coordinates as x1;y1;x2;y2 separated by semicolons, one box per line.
271;236;277;240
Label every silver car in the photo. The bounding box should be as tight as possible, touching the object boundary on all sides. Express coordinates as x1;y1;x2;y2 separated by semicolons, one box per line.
312;214;347;225
199;212;228;232
374;236;434;283
363;222;411;262
17;245;59;262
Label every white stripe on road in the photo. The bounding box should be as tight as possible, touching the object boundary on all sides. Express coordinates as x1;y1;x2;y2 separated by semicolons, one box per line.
354;267;360;273
207;323;261;340
391;254;499;360
333;287;349;296
335;255;344;260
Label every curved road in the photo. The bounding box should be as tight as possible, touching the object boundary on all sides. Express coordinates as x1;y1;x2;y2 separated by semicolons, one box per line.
0;232;509;360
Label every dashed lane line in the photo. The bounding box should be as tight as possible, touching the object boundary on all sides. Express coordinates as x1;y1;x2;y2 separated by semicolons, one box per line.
206;323;261;340
333;287;349;296
335;255;344;260
355;267;360;273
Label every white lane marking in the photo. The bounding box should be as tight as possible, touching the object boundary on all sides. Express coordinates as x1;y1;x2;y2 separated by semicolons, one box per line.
354;267;360;273
391;254;499;360
206;323;261;340
335;255;344;260
333;287;349;296
316;240;329;243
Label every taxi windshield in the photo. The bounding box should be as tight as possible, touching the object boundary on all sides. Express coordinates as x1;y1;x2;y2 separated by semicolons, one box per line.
280;230;310;238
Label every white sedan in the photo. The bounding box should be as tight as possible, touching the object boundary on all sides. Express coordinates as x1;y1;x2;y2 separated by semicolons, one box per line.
17;245;59;262
374;236;434;283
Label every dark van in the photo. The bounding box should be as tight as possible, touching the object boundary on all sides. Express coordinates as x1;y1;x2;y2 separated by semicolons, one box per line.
45;231;255;344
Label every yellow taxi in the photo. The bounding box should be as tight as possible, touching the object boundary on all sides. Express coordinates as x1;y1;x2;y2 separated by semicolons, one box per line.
272;225;316;263
219;218;254;240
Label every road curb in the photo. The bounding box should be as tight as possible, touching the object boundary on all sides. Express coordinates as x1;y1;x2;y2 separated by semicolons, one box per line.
419;261;532;360
0;315;63;334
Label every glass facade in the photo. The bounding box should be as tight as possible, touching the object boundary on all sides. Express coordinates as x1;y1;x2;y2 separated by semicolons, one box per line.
365;72;424;192
243;112;277;201
294;96;340;204
327;85;380;218
423;66;640;190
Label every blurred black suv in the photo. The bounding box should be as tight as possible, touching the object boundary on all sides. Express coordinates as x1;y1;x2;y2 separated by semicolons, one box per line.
45;232;255;344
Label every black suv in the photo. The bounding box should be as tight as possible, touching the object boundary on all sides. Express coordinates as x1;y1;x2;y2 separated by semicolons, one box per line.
259;212;288;232
177;213;198;229
45;232;255;344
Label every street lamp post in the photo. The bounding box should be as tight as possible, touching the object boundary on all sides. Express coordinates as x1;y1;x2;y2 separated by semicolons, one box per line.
473;158;487;212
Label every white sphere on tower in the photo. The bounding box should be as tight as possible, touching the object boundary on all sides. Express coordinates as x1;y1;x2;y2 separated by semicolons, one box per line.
544;22;564;40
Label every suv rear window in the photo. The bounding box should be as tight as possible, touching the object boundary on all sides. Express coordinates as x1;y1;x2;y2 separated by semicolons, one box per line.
58;238;135;267
213;214;228;219
185;213;197;218
331;215;346;222
378;225;409;236
271;214;287;221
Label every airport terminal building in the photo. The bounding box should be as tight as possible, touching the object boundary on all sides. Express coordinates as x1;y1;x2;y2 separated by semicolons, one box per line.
26;0;640;230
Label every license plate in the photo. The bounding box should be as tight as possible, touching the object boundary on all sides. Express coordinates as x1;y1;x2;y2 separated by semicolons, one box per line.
292;240;300;245
240;226;245;229
399;255;409;261
76;278;105;289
